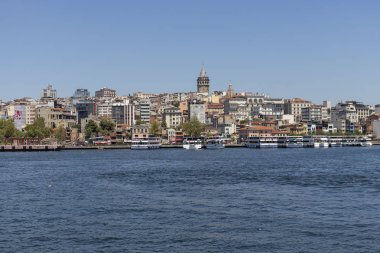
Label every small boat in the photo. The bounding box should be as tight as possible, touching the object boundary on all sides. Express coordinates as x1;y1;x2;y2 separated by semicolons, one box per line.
360;137;373;147
131;137;161;150
205;137;225;149
183;138;203;150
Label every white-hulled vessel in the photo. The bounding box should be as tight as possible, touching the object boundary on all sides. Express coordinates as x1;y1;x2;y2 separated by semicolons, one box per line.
131;137;161;150
314;137;329;148
287;136;304;148
342;137;360;147
329;137;343;147
302;136;315;148
246;136;278;148
205;137;225;149
183;138;203;150
360;137;373;147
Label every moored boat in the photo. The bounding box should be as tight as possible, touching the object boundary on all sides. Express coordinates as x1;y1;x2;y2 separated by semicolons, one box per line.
131;137;161;150
329;137;343;147
360;137;373;147
287;136;304;148
205;137;225;149
183;138;203;150
246;136;278;148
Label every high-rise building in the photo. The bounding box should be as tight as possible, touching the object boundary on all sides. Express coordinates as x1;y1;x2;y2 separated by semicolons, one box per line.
197;65;210;94
97;101;113;118
111;103;135;126
76;101;97;123
139;99;151;124
41;85;57;99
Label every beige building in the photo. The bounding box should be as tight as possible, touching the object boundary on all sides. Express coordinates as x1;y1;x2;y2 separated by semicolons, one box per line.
37;106;76;128
163;108;182;129
132;124;150;139
284;98;312;122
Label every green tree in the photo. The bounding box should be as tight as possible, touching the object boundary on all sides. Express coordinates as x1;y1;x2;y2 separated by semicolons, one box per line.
24;118;52;139
84;120;99;138
135;119;143;126
53;126;66;143
0;119;22;144
99;118;115;136
149;120;161;136
181;117;205;137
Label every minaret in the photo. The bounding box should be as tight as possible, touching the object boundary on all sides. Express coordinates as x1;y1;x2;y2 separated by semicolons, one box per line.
197;65;210;94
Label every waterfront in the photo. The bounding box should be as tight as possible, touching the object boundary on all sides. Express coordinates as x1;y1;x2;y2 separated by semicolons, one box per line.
1;148;380;252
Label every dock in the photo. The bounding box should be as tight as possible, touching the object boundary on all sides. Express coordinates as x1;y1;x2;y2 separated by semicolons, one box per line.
0;145;62;152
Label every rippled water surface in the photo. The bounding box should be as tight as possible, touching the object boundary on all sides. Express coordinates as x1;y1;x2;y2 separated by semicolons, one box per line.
1;147;380;252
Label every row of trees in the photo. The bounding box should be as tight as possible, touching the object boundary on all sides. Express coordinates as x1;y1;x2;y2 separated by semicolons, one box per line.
84;118;116;138
84;117;206;138
0;118;54;144
1;116;207;144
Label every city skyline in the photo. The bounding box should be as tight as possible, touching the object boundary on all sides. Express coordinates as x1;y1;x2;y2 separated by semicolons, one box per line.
1;0;380;104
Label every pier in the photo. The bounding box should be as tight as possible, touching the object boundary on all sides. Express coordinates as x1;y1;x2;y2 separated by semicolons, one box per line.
0;145;62;152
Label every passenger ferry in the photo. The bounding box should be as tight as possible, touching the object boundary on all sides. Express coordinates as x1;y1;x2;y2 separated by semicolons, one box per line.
183;138;203;150
278;136;308;148
302;136;315;148
246;136;278;148
131;137;161;150
342;137;360;147
329;137;343;147
205;137;225;149
314;137;329;148
287;136;304;148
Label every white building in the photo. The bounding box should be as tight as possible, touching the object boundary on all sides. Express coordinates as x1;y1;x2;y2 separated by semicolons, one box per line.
139;99;151;124
189;101;206;124
97;101;113;118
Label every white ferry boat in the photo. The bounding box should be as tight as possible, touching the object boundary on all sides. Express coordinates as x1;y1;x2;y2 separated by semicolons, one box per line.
277;137;288;148
329;137;343;147
246;136;278;148
287;136;304;148
183;138;203;150
302;136;315;148
314;137;329;148
131;137;161;150
205;137;225;149
342;137;360;147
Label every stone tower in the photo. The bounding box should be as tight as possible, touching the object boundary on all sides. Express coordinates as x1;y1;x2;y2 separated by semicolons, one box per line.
197;65;210;94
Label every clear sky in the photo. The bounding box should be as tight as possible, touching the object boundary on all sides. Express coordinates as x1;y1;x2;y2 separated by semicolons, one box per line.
0;0;379;104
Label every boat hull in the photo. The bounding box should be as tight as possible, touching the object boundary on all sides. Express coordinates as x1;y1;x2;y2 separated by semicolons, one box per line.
205;144;225;149
183;144;202;150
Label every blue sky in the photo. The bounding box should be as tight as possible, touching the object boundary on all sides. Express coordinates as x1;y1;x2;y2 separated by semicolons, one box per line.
0;0;379;104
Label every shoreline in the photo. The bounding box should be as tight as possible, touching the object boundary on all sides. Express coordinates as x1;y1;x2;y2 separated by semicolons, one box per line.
1;142;379;152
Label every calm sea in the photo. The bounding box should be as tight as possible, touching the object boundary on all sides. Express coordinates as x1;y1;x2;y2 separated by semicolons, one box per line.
1;147;379;252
